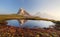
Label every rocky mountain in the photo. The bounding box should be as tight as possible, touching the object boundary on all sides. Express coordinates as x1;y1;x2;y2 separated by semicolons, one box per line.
17;8;31;17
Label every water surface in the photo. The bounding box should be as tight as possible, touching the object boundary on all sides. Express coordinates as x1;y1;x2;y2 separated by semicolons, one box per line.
7;20;55;28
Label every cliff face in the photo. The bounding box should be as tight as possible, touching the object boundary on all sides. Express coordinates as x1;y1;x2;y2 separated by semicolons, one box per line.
0;24;60;37
17;8;30;16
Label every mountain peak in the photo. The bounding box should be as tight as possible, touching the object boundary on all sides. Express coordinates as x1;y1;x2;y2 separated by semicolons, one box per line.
20;8;24;10
17;8;30;16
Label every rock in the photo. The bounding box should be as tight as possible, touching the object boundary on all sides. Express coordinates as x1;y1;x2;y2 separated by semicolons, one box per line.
0;22;8;25
0;25;60;37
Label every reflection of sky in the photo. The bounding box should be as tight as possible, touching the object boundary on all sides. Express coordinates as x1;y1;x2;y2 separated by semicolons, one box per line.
0;0;60;28
7;20;54;28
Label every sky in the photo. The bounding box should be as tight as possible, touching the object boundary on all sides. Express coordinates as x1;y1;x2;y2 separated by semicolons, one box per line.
0;0;60;20
0;0;60;28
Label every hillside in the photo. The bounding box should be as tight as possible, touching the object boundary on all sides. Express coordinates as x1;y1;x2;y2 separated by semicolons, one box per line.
0;24;60;37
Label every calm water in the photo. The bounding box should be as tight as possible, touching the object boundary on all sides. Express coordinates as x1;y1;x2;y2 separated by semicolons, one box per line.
7;20;55;28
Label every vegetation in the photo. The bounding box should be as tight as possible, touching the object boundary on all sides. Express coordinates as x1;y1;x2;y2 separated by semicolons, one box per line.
51;21;60;30
0;24;60;37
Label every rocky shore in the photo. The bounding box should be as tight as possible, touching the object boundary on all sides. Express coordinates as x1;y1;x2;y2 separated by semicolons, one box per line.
0;23;60;37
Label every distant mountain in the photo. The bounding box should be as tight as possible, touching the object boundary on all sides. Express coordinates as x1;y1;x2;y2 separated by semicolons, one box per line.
34;12;54;19
17;8;31;17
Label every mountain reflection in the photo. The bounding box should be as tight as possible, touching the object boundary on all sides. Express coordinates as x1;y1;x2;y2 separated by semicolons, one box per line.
7;20;55;28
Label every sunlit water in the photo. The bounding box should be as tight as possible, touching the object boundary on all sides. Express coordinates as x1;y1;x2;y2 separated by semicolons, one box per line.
7;20;55;28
